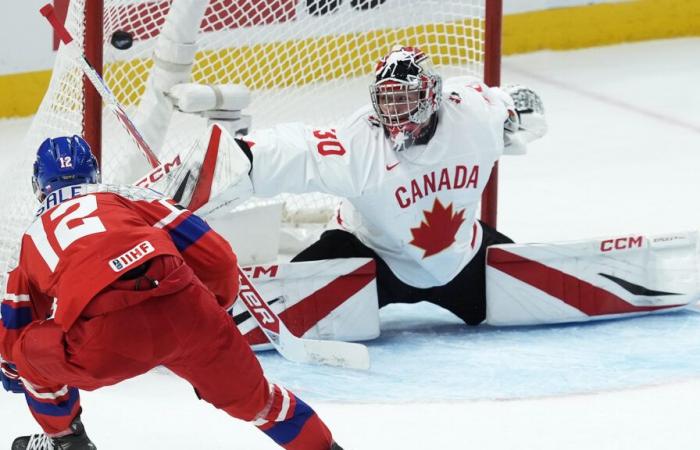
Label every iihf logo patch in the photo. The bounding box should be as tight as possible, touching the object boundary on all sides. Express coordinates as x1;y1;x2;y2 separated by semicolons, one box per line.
109;241;155;272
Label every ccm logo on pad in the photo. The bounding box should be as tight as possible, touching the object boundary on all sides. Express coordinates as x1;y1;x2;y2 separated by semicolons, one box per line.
600;236;643;252
110;241;155;272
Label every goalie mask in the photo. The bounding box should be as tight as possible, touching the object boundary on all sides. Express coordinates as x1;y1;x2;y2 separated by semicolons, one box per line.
32;135;101;201
370;45;442;151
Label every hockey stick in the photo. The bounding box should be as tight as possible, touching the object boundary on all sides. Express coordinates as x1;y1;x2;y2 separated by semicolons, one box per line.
40;4;160;168
237;269;370;369
40;3;370;370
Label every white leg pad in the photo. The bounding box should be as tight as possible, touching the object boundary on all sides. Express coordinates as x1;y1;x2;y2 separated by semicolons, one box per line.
230;258;379;350
486;231;700;326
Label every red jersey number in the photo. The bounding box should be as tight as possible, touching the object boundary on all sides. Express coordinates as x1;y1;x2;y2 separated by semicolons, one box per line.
312;129;346;156
27;195;106;271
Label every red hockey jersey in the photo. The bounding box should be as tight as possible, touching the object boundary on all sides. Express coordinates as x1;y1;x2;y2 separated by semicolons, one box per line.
1;184;237;363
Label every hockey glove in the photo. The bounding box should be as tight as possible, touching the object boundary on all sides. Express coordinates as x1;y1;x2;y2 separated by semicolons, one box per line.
504;84;547;146
1;360;24;394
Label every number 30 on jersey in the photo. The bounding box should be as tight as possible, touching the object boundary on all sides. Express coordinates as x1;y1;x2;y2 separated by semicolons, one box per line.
312;129;346;156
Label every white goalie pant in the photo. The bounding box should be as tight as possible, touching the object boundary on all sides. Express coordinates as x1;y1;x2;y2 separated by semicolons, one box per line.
231;258;380;351
485;231;700;326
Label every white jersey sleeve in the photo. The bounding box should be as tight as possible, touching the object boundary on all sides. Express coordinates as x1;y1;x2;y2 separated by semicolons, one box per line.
443;76;545;156
245;109;382;199
442;76;514;139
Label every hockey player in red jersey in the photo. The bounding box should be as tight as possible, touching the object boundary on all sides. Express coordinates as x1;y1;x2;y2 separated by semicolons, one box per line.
0;136;343;450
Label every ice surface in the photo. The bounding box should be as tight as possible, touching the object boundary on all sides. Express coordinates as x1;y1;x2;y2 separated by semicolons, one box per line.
259;303;700;402
1;38;699;449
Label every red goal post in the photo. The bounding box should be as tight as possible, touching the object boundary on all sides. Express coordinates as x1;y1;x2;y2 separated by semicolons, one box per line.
482;0;503;228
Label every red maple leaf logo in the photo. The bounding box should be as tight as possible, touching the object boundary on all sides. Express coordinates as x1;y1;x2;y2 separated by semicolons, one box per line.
409;199;466;258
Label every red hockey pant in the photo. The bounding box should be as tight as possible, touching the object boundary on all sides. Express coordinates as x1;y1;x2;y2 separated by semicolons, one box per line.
13;255;269;433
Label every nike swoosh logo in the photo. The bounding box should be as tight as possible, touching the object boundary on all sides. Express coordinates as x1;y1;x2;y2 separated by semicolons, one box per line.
386;162;400;171
598;273;681;296
172;169;191;204
232;297;281;325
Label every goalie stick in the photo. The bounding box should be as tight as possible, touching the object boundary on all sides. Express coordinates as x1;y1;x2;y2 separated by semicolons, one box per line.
39;3;370;371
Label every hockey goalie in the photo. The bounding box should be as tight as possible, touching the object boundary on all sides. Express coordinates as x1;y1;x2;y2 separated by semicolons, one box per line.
154;45;700;348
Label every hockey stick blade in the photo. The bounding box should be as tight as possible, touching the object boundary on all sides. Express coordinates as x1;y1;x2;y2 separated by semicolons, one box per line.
294;332;371;370
258;326;370;370
238;268;370;370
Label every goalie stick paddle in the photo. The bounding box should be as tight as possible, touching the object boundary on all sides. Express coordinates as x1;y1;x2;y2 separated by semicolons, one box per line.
39;3;370;370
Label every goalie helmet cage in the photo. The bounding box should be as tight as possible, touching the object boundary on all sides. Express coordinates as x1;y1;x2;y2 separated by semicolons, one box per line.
3;0;502;282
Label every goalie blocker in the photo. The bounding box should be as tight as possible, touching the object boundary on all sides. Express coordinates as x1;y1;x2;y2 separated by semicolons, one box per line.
141;123;255;219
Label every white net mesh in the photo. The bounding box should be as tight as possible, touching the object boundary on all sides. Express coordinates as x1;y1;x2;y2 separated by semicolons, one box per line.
1;0;490;281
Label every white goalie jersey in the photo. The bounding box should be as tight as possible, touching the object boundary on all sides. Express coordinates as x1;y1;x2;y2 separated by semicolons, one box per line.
244;77;516;288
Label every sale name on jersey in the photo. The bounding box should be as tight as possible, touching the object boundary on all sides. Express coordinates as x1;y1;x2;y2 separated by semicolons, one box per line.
109;240;155;272
36;185;85;216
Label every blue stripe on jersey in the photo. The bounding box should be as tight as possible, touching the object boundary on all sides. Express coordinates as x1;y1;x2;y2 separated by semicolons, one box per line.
262;397;315;445
1;303;33;330
25;387;79;417
169;214;211;252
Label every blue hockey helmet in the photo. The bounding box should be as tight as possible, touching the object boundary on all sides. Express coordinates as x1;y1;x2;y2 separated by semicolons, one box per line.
32;136;101;201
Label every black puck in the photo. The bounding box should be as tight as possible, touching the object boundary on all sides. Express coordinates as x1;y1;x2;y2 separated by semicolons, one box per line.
110;30;134;50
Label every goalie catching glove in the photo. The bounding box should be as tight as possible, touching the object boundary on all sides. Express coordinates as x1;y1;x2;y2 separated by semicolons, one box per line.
503;84;547;154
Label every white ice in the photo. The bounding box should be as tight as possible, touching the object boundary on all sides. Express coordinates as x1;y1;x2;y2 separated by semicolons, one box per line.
1;38;700;449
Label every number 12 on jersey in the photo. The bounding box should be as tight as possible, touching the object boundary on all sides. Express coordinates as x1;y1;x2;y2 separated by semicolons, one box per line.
27;195;106;271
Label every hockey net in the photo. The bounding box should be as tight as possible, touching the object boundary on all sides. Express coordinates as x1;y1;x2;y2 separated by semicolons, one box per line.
0;0;500;281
